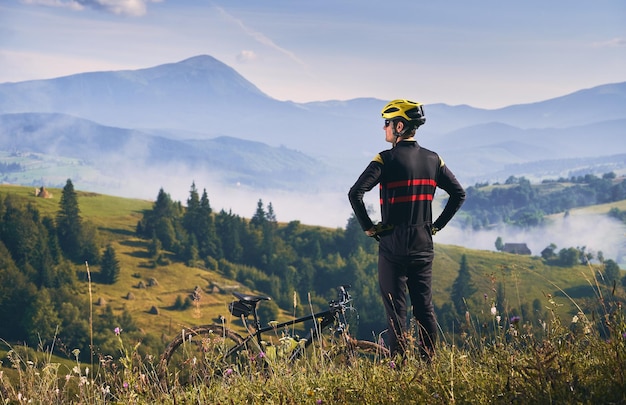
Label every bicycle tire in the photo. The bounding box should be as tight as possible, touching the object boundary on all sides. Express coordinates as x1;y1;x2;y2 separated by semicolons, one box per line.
294;332;389;365
158;324;245;384
349;338;390;358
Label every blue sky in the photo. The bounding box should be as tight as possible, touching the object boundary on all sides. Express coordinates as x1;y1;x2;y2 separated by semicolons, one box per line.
1;0;625;108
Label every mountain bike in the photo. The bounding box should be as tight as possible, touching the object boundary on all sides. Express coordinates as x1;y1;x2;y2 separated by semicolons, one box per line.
158;285;389;384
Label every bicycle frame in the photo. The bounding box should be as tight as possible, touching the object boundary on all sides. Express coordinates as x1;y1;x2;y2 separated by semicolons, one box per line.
227;285;353;361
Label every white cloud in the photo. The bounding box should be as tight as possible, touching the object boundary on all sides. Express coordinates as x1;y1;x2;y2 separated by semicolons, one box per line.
236;50;258;64
20;0;162;16
592;37;626;48
20;0;82;10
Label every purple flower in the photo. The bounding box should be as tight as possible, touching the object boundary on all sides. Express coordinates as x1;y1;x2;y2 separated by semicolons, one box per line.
114;327;121;336
258;351;266;359
389;360;396;369
622;332;626;339
224;368;233;376
510;316;521;324
122;382;129;389
316;400;323;405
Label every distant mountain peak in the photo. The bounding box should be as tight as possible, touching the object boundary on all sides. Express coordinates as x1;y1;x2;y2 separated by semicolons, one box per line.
129;54;268;98
176;55;223;68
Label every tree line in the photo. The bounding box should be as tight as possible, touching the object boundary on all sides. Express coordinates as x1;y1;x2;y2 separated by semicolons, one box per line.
135;183;388;337
462;172;626;229
0;180;136;360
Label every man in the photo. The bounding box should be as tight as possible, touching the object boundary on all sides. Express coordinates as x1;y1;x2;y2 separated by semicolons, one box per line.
348;99;465;359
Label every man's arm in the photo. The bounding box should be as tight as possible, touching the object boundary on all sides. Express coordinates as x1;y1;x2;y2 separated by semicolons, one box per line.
348;160;382;232
433;163;466;231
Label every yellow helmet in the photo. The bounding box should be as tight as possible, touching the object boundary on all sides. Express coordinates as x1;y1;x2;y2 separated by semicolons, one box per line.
381;99;426;128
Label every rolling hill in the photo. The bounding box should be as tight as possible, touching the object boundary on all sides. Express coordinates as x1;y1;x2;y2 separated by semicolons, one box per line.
0;184;619;345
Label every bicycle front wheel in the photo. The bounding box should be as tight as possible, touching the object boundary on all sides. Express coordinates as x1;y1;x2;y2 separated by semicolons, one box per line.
159;325;244;385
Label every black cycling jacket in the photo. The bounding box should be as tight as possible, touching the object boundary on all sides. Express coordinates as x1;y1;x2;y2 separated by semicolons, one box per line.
348;140;465;259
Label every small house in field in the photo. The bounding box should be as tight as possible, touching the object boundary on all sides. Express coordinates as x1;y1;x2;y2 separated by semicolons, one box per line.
502;243;531;255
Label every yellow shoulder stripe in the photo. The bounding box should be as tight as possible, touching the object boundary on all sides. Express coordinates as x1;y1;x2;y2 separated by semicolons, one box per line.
439;156;445;167
373;154;383;164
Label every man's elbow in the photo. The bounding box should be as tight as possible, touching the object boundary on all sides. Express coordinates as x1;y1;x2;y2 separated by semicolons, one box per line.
348;187;361;203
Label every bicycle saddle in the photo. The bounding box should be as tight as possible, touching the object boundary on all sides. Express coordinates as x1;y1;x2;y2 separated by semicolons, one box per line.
232;291;271;303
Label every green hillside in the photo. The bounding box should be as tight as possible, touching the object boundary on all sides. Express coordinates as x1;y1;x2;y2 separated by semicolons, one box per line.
0;184;255;338
1;183;617;348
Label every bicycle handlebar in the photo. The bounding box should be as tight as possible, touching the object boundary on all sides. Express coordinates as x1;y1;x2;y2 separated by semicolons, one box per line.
331;284;352;308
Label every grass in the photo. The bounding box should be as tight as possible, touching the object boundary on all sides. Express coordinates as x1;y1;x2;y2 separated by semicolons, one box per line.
1;283;625;404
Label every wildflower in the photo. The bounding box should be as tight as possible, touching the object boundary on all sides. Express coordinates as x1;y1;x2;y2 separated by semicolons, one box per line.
483;293;488;301
622;332;626;339
114;327;121;336
510;316;521;324
496;315;501;324
123;382;129;389
389;360;396;369
224;368;233;376
572;315;579;324
258;351;266;359
490;305;497;316
316;400;323;405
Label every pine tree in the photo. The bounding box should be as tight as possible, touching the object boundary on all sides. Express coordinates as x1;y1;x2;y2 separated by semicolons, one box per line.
183;182;200;237
199;188;221;258
250;199;266;228
451;254;476;315
100;245;120;284
56;179;82;261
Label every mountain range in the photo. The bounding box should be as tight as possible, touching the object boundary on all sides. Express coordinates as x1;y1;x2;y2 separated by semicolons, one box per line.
1;55;625;226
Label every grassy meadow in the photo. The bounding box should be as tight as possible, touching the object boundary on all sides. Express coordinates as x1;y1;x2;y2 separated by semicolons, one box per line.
0;184;625;403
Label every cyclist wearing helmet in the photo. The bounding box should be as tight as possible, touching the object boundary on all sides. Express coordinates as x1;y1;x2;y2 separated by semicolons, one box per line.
348;99;465;360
